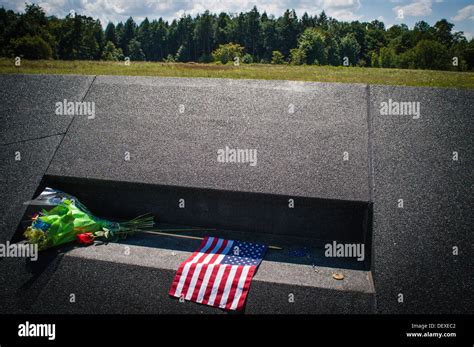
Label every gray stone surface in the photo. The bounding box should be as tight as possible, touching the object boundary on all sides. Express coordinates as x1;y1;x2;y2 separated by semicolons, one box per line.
0;74;95;314
0;135;63;243
42;175;370;245
47;76;370;202
0;74;94;144
30;232;374;314
0;74;472;315
0;251;63;314
370;85;474;313
0;134;64;314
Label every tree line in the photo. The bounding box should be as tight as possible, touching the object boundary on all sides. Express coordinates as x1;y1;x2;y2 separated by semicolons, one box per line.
1;3;473;70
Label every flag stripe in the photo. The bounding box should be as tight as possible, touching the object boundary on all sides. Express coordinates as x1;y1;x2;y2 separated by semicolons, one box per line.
201;264;221;305
191;264;211;302
191;239;230;302
219;265;238;308
213;264;232;306
184;238;224;299
225;266;244;310
195;264;215;303
206;265;228;306
172;236;216;297
230;265;251;310
169;236;266;311
236;266;256;310
184;263;202;300
168;237;213;296
180;239;217;298
196;239;234;304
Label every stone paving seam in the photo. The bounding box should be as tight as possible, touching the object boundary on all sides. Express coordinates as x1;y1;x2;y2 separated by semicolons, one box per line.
366;84;375;203
0;132;68;147
44;75;97;175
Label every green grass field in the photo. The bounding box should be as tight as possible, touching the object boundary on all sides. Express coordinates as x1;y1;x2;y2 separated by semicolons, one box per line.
1;58;473;89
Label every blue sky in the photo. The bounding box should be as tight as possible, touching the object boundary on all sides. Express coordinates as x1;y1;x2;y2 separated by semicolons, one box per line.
1;0;473;39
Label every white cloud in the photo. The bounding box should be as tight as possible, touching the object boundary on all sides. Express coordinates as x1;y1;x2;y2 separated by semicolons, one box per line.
328;9;362;21
0;0;364;23
393;0;433;18
304;0;363;21
2;0;363;23
322;0;361;9
452;5;474;22
0;0;363;25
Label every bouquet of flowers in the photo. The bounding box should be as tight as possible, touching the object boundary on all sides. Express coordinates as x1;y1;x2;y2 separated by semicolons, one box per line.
23;187;154;250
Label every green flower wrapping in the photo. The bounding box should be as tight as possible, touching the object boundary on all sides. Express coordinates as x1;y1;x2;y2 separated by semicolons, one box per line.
23;188;154;251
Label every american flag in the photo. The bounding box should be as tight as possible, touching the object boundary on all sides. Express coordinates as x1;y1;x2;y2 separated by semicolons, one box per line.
169;236;267;311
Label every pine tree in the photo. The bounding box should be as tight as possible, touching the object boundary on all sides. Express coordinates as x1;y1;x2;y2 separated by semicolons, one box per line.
105;22;117;46
137;18;152;60
121;17;136;56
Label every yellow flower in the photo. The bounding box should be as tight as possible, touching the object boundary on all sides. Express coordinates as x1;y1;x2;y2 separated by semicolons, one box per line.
23;227;52;250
